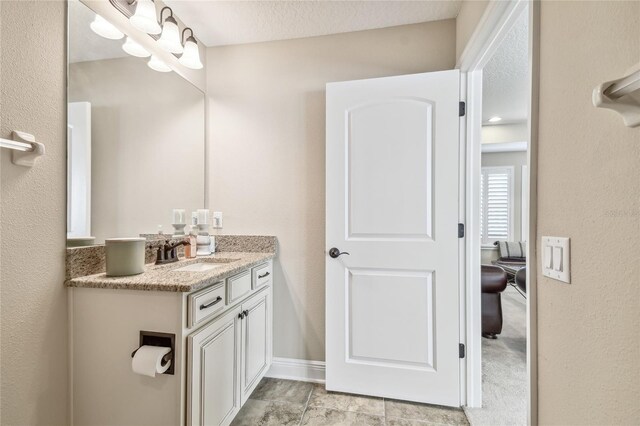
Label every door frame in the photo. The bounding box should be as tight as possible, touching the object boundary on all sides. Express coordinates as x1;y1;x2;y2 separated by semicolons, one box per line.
456;1;539;424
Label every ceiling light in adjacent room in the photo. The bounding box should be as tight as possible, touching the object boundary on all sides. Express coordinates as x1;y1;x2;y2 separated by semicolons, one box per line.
122;37;150;58
179;28;203;70
158;7;183;54
90;14;124;40
488;116;502;123
148;55;172;73
130;0;161;35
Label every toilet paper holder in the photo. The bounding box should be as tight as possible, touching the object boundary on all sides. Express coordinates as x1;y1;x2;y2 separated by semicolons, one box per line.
131;331;175;375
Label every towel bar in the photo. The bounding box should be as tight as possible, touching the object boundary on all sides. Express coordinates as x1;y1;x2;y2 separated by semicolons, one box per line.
0;131;45;167
593;63;640;128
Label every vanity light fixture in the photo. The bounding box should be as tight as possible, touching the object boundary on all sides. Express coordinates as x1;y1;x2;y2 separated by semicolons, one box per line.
148;55;172;73
122;36;151;58
129;0;161;35
158;7;183;54
179;28;203;70
90;14;124;40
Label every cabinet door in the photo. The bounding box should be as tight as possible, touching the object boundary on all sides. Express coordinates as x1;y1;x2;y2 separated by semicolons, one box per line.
188;307;241;426
240;288;272;404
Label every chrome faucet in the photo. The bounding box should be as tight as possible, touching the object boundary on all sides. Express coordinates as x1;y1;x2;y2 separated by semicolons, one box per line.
155;239;189;265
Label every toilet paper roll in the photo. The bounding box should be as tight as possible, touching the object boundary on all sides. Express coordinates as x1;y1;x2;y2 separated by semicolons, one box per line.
131;346;171;377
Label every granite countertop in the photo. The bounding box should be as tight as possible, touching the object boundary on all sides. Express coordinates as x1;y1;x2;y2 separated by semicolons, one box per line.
67;251;275;292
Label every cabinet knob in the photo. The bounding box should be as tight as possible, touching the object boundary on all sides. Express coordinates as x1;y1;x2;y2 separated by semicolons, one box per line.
238;312;245;319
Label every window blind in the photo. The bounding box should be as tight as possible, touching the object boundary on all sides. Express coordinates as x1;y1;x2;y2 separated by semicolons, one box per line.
481;167;513;245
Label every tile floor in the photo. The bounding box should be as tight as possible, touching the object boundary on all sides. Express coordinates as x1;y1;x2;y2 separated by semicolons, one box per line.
231;377;470;426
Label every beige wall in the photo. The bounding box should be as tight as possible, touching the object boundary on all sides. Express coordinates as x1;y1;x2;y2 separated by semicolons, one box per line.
69;57;205;243
456;2;640;421
0;1;69;425
456;0;489;62
482;122;528;144
207;21;456;361
537;1;639;424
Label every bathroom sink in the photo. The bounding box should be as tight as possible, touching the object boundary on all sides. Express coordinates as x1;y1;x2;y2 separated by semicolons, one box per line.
199;257;239;264
172;257;239;272
173;263;224;272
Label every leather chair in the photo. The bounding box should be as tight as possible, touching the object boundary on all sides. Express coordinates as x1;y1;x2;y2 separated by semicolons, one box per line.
481;265;508;339
515;267;527;295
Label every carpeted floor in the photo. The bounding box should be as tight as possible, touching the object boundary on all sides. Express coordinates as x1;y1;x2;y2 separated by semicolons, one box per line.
464;285;527;426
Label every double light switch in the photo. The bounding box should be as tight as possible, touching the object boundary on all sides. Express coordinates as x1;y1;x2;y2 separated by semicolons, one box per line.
542;236;570;283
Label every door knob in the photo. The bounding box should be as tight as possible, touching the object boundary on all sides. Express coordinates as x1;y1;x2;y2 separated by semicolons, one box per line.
329;248;350;258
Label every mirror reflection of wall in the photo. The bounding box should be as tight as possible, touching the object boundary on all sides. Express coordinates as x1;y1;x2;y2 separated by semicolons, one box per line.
67;0;205;245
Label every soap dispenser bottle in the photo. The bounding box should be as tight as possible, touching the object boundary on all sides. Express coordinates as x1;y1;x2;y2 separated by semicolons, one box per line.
182;227;195;259
187;220;198;258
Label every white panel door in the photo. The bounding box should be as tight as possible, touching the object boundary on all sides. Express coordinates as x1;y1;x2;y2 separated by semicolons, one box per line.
326;71;461;407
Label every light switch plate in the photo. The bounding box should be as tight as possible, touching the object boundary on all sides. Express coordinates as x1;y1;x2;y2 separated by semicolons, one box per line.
542;236;571;283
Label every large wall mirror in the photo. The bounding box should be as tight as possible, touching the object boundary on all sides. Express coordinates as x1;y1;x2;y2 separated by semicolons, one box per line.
67;0;205;245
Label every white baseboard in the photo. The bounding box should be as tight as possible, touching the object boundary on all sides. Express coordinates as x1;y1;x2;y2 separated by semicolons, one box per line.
266;357;326;384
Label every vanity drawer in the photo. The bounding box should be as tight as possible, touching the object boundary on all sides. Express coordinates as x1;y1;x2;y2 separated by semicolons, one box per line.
227;270;252;304
252;262;272;289
188;282;226;327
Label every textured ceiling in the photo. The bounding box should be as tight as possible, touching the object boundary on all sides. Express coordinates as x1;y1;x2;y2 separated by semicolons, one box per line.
482;9;529;124
72;0;527;125
69;0;129;63
164;0;461;47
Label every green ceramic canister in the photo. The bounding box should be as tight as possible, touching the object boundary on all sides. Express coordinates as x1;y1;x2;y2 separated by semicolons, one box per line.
105;238;146;276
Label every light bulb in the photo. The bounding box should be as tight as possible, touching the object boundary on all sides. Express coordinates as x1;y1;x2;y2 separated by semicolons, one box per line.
488;116;502;123
158;16;183;54
179;36;203;70
122;37;150;58
90;14;124;40
148;55;172;73
130;0;161;35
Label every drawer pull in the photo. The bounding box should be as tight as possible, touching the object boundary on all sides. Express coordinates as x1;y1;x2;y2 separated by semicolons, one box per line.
200;296;222;310
258;272;270;279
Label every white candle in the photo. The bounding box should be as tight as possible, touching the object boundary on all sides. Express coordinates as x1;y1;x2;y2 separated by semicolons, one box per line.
172;209;186;224
197;209;209;225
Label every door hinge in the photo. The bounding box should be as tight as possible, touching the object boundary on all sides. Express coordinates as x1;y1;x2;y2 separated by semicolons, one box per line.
459;343;466;358
458;223;465;238
459;101;466;117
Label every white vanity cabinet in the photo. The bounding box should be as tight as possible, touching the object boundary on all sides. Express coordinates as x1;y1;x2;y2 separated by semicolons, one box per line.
240;288;272;404
187;282;272;426
69;258;273;426
187;306;242;426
